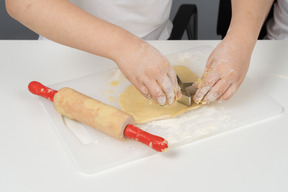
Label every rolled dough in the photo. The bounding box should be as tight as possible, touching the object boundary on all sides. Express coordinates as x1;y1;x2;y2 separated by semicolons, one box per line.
118;65;201;124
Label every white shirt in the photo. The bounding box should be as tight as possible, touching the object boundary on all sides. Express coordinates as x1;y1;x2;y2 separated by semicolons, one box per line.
266;0;288;40
40;0;173;40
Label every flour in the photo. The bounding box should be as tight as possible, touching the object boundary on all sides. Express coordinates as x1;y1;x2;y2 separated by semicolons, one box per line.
138;104;235;147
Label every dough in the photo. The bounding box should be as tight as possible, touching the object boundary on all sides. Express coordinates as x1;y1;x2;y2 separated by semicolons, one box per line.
118;65;201;124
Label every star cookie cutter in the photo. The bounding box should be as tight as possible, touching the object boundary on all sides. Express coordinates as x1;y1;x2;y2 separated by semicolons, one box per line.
177;75;197;106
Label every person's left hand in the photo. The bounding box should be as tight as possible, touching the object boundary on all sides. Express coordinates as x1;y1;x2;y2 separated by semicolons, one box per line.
193;38;252;104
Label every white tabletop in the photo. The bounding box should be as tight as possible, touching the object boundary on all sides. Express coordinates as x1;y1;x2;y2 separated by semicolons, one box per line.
0;40;287;192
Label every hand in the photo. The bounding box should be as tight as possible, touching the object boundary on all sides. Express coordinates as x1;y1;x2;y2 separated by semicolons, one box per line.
115;40;181;105
193;37;251;104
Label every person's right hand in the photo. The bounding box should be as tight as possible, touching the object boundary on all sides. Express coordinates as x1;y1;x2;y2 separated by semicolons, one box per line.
193;37;251;104
114;40;181;106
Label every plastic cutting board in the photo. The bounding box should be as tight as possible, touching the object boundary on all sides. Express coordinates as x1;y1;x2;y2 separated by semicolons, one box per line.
40;46;283;174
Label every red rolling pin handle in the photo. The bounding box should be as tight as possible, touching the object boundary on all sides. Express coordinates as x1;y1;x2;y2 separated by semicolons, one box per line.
28;81;168;152
28;81;58;102
125;124;168;152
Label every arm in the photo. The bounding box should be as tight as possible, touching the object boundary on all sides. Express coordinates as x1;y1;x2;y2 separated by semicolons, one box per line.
193;0;274;104
6;0;180;105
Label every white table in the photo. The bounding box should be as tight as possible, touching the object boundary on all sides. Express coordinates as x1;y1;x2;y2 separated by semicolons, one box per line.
0;40;287;192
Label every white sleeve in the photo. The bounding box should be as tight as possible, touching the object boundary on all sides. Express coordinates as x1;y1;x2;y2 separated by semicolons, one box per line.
266;0;288;40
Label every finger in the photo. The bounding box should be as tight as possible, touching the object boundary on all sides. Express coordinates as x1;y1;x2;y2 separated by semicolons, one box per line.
217;83;238;103
145;80;166;105
192;78;203;89
202;79;232;103
167;67;182;102
201;57;216;79
192;53;215;89
158;74;175;105
193;72;220;104
137;84;152;100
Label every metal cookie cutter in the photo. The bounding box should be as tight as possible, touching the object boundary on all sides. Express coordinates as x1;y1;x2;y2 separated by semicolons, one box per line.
177;75;197;106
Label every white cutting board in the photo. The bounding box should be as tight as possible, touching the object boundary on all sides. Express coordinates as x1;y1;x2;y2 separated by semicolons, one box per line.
40;46;283;174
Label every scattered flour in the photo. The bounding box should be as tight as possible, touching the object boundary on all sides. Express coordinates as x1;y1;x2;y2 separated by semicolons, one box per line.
138;104;235;147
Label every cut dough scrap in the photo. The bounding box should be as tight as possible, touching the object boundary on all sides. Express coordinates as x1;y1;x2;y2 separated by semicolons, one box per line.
118;65;201;124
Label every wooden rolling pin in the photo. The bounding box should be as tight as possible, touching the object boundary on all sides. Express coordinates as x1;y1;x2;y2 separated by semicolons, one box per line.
28;81;168;152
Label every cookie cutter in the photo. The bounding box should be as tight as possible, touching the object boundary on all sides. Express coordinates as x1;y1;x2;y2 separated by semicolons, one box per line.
177;75;197;106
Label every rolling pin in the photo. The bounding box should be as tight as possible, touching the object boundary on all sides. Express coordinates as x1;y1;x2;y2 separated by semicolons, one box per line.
28;81;168;152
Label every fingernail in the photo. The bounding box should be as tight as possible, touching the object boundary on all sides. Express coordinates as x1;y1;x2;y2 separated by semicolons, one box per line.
167;92;175;105
193;95;200;104
194;92;202;103
193;86;210;104
177;90;182;99
168;97;174;105
157;96;166;105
